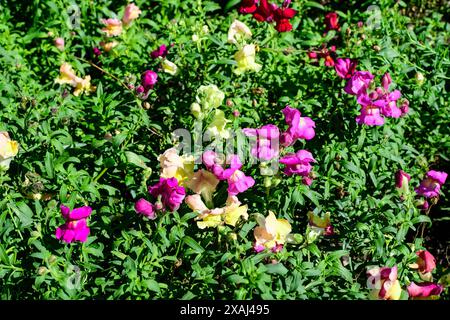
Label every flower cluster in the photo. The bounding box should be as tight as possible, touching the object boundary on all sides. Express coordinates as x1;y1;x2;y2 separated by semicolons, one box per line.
98;3;141;53
55;205;92;243
279;106;316;185
308;44;337;67
394;169;447;210
407;250;443;300
191;84;225;120
134;43;178;99
227;20;262;75
367;266;402;300
239;0;297;33
55;62;96;96
367;250;444;300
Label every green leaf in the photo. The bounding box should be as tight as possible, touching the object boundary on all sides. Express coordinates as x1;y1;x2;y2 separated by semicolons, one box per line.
411;215;432;224
227;274;249;284
183;236;204;254
0;243;10;265
144;279;161;293
124;151;149;169
225;0;241;11
265;263;288;275
304;1;325;10
8;202;33;228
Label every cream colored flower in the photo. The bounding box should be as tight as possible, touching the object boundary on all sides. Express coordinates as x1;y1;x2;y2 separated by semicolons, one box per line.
73;76;96;96
161;59;178;75
207;110;231;139
228;20;252;44
0;132;19;170
186;169;219;204
185;194;247;229
100;41;119;52
55;63;82;87
101;18;123;37
234;44;262;75
254;211;292;251
158;148;194;185
122;3;142;25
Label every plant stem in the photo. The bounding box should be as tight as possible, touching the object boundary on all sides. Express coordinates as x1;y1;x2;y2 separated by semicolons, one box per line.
93;168;108;183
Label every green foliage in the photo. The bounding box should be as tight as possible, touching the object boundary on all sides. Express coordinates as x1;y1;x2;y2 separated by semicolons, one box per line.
0;0;448;299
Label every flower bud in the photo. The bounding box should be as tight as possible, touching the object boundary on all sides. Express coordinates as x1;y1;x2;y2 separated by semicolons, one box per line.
395;170;411;196
415;72;425;86
190;102;202;119
38;266;48;275
54;37;64;51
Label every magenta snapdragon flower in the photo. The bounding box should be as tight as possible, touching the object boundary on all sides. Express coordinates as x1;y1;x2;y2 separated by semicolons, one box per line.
279;150;316;178
334;58;357;79
344;71;374;95
280;106;315;146
415;170;448;198
202;152;254;195
407;282;443;298
148;177;186;212
141;70;158;91
136;70;158;99
242;124;280;161
55;205;92;243
223;169;255;196
355;94;385;126
150;44;168;59
134;198;156;219
395;170;411;189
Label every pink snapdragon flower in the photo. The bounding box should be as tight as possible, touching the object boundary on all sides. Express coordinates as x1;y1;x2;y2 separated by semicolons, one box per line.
334;58;357;79
202;150;227;179
202;152;254;195
407;282;443;299
279;150;315;177
395;170;411;190
242;124;280;161
415;170;448;198
416;250;436;274
359;73;403;119
55;205;92;243
224;169;255;196
141;70;158;91
381;72;392;91
400;99;409;115
148;177;186;211
100;18;123;37
134;198;156;219
93;47;102;56
280;106;315;146
395;170;411;198
122;3;141;26
344;71;374;95
136;70;158;98
151;44;168;59
355;94;385;126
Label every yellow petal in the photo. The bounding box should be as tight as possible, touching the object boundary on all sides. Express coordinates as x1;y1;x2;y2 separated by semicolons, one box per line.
197;214;222;229
386;280;402;300
224;204;248;227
